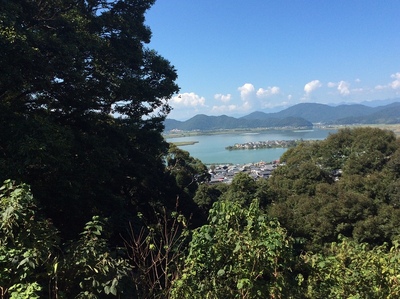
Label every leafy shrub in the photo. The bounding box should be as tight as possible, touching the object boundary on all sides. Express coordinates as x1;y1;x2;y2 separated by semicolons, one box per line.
171;199;299;299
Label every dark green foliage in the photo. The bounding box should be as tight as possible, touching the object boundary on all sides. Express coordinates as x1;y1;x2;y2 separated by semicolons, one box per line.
1;0;176;119
220;172;258;206
0;180;58;298
59;216;132;298
302;237;400;298
171;198;300;299
193;183;226;216
268;141;333;201
385;140;400;177
166;145;210;194
165;144;210;226
318;127;397;173
193;174;273;222
0;180;131;298
268;127;400;250
0;0;179;240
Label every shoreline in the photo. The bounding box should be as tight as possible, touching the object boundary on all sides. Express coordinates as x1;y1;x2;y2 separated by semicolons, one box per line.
164;124;400;139
170;141;199;146
164;127;319;139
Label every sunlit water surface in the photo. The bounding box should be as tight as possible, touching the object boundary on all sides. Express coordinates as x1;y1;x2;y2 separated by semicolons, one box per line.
166;129;337;165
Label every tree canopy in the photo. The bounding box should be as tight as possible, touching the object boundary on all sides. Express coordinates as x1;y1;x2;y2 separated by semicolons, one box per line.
0;0;179;239
1;0;177;119
268;127;400;249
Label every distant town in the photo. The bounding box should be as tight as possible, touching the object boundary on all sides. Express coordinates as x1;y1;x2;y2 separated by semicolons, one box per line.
209;161;279;184
225;139;301;150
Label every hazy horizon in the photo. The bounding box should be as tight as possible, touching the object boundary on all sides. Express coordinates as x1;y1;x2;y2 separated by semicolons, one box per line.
166;97;400;121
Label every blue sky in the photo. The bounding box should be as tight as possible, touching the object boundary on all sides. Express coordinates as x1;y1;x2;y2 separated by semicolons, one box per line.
145;0;400;120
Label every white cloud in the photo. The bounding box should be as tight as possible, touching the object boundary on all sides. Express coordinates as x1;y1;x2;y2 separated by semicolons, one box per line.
287;94;292;100
373;72;400;91
390;72;400;89
375;85;387;90
327;82;337;88
214;93;232;103
304;80;322;95
171;92;206;107
256;86;280;98
211;101;253;114
337;80;350;95
355;78;361;83
238;83;255;100
327;80;350;95
188;83;285;116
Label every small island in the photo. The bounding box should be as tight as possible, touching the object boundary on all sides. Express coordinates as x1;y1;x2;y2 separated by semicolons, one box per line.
225;139;308;150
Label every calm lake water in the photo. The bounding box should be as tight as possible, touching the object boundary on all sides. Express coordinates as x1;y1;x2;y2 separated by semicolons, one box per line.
166;129;337;165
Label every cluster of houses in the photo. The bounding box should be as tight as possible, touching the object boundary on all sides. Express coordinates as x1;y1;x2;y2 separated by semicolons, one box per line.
225;139;298;150
208;161;343;184
208;161;280;184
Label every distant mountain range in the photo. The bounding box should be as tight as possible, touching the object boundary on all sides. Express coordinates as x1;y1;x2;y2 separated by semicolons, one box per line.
164;101;400;131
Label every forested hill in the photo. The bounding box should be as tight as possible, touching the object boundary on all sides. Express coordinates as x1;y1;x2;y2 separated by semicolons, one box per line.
164;101;400;131
164;114;312;131
270;101;400;123
334;102;400;124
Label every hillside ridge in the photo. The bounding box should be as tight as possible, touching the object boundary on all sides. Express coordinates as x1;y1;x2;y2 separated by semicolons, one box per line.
164;101;400;131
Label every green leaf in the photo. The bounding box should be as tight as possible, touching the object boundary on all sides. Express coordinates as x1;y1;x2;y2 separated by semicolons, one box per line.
205;233;212;241
110;285;117;296
233;243;241;253
104;285;110;295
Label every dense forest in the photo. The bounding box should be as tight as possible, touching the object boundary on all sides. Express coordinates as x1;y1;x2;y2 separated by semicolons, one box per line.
1;1;400;298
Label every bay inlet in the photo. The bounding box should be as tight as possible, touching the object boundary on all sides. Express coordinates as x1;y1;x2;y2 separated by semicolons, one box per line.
166;128;337;165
